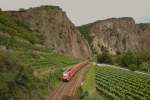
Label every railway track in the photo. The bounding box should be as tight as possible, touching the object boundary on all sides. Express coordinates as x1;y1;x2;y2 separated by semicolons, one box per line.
47;65;88;100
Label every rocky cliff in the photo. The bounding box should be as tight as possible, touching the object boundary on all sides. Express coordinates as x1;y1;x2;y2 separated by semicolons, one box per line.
6;6;91;58
2;6;149;57
78;17;149;54
137;23;150;49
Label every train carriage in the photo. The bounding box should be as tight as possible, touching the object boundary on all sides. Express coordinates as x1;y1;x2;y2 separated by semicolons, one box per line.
62;61;89;81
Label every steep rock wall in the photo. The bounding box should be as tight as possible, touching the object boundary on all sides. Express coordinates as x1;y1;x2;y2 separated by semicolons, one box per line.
7;6;91;58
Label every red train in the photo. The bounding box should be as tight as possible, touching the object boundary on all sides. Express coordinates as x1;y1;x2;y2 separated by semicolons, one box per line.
62;61;89;81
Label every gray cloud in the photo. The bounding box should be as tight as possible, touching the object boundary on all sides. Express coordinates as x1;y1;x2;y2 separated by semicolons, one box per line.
0;0;150;25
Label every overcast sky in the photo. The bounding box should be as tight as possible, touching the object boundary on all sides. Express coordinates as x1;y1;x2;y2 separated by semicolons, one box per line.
0;0;150;26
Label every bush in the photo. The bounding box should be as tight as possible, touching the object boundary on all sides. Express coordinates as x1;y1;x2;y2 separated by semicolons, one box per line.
0;12;44;44
119;50;137;68
78;24;92;45
19;8;26;12
113;50;150;72
97;47;112;64
140;62;150;73
75;86;88;99
129;64;138;71
0;49;33;100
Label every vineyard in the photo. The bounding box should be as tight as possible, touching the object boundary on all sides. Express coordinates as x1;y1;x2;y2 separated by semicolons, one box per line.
95;66;150;100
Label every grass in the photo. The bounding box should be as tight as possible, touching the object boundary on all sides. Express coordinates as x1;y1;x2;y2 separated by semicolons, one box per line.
0;11;79;100
0;9;81;100
83;65;95;93
75;65;100;100
77;24;92;45
0;45;78;99
0;12;44;44
0;35;33;50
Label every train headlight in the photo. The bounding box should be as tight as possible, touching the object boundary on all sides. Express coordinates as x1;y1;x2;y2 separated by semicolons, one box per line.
63;73;68;77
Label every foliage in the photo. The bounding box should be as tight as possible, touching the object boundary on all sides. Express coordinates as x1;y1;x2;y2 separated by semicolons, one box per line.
118;50;137;69
0;10;79;100
0;12;44;44
19;8;26;12
95;66;150;100
0;35;33;50
40;5;60;10
77;24;92;45
112;50;150;72
0;30;78;100
140;62;150;73
82;65;95;91
75;65;100;100
97;47;112;64
0;49;34;100
75;86;87;99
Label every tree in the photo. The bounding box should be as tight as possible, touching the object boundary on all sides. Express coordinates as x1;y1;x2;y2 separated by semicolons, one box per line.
140;62;150;73
97;47;112;64
119;50;137;68
0;49;33;100
129;64;138;71
19;8;25;12
148;61;150;73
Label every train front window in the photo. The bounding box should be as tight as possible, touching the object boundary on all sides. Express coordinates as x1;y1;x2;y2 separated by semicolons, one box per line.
63;67;72;77
63;72;68;77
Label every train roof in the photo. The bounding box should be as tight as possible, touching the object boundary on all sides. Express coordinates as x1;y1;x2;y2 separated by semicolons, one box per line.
63;65;74;73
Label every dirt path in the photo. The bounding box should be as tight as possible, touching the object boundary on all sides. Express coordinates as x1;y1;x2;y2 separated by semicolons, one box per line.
97;63;150;75
46;65;88;100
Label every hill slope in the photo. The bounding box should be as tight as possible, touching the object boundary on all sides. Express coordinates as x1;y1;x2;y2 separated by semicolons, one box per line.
6;5;91;58
0;9;78;100
78;17;150;54
137;23;150;49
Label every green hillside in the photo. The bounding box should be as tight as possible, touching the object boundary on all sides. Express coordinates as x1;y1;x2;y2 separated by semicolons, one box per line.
0;12;45;44
77;24;92;45
0;12;78;100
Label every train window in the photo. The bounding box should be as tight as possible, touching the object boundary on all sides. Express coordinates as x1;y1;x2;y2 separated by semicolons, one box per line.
64;67;72;72
63;72;67;77
63;67;71;74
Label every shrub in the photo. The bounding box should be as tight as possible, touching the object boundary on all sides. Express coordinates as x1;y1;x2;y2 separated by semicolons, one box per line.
119;50;137;68
19;8;26;12
0;49;33;100
97;47;112;64
97;53;112;64
0;12;44;44
129;64;138;71
78;24;92;45
113;50;150;72
140;62;150;73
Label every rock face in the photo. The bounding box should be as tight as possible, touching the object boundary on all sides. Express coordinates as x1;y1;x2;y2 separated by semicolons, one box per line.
79;17;149;54
7;6;91;58
3;6;150;57
137;23;150;49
